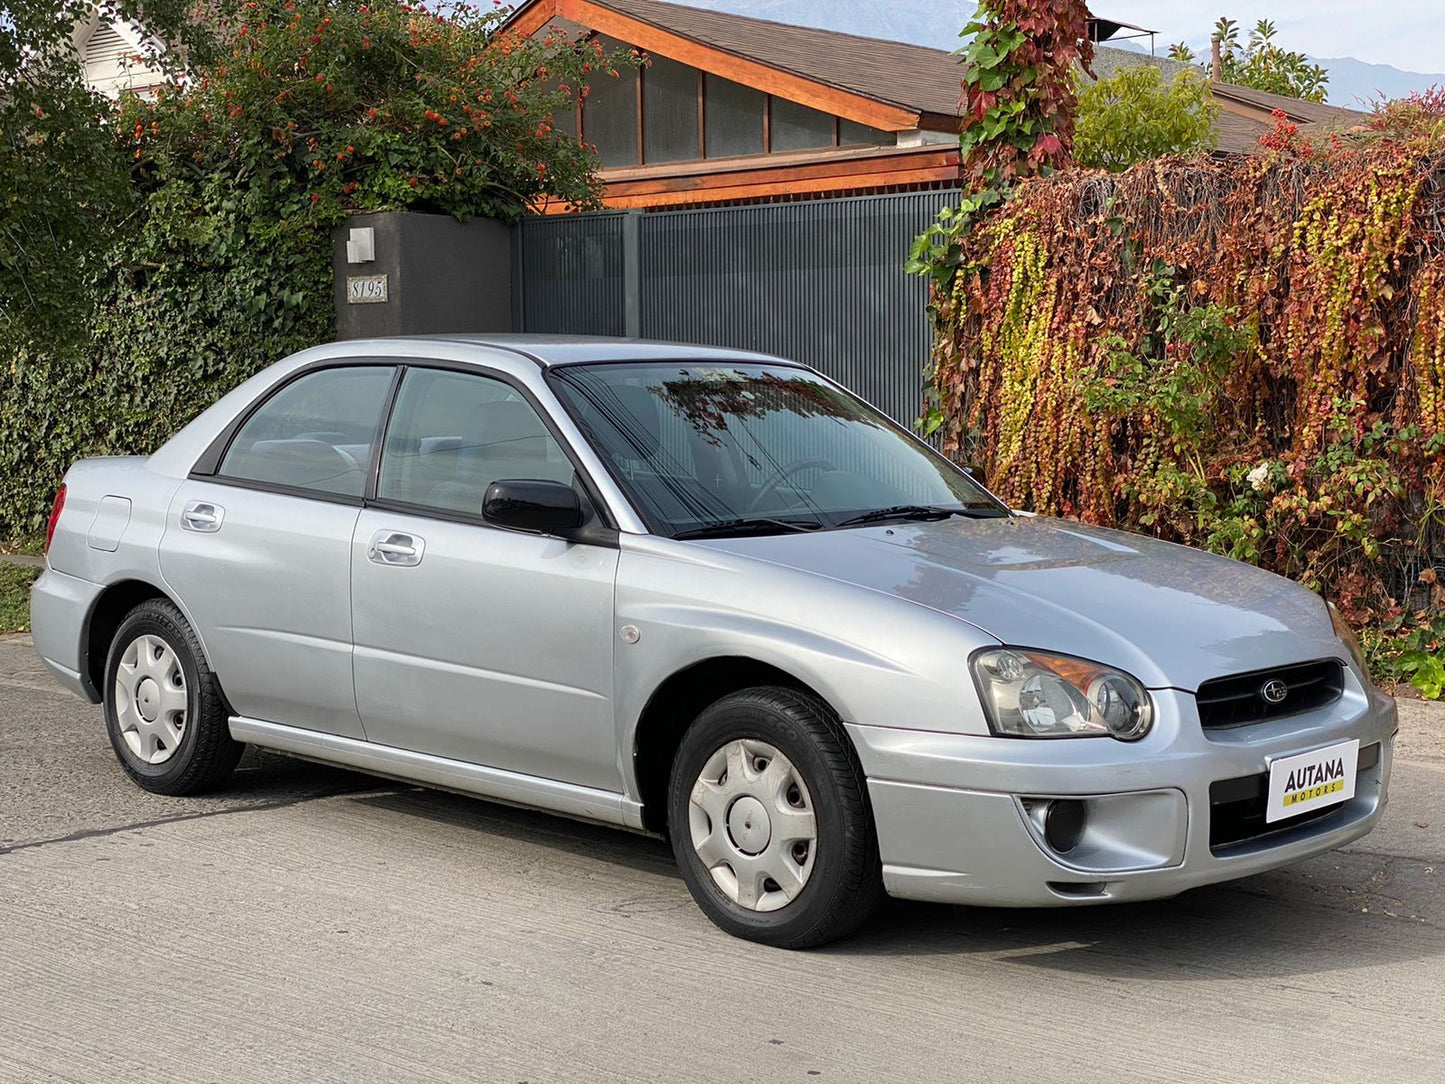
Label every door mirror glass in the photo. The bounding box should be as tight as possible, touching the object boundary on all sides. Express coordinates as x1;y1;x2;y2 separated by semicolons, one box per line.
483;479;584;534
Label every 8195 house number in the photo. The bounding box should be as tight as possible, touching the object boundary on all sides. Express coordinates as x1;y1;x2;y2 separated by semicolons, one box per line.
346;274;389;304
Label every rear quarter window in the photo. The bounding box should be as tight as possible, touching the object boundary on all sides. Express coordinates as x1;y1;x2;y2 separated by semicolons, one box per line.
218;366;395;498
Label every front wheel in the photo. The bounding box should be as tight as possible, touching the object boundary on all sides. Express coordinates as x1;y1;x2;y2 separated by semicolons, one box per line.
667;687;884;948
103;598;242;795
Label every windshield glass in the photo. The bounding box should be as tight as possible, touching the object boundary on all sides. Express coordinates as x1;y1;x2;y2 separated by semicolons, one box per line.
548;362;1005;538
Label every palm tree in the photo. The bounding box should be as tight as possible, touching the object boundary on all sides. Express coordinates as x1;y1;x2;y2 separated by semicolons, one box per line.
1168;42;1196;63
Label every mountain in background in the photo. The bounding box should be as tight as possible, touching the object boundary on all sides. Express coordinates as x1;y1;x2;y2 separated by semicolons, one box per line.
1310;56;1445;110
670;0;1444;109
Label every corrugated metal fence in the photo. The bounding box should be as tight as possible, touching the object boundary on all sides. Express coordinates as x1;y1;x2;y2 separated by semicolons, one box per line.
515;190;959;425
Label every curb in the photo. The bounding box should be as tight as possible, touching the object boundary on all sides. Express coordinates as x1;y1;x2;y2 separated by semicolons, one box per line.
0;554;43;569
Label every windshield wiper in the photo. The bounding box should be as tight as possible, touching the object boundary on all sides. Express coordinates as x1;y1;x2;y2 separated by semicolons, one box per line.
673;516;826;540
833;504;1004;528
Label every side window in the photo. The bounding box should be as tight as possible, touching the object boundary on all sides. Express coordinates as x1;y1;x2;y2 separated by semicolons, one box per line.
219;366;396;498
378;369;577;516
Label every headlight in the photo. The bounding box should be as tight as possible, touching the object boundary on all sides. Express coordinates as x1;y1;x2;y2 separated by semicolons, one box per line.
1328;602;1368;674
972;649;1154;740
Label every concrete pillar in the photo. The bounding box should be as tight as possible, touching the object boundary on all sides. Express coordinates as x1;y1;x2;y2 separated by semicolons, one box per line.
332;211;514;340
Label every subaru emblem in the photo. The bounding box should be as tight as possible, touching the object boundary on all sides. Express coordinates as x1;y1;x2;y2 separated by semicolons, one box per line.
1260;679;1289;704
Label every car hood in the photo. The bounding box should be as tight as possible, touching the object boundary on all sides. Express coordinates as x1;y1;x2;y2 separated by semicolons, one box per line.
693;515;1344;691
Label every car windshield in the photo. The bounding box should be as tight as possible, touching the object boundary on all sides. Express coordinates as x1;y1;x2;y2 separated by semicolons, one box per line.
548;362;1006;538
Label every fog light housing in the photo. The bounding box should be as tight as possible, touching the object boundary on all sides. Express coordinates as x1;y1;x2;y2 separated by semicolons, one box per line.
1044;799;1087;854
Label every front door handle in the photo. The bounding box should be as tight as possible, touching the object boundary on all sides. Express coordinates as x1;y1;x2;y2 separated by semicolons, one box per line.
367;530;425;567
181;501;224;533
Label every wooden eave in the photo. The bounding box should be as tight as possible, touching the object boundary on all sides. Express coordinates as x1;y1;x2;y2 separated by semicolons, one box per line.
541;144;960;212
505;0;923;133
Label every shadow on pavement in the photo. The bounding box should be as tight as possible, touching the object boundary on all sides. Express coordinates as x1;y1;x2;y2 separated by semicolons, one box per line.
323;774;1443;979
825;878;1444;978
345;786;678;875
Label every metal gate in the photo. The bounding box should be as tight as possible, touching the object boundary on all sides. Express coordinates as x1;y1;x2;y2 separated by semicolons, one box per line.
514;190;957;426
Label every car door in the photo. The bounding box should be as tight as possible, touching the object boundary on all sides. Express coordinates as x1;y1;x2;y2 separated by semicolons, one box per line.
160;363;397;739
350;365;622;791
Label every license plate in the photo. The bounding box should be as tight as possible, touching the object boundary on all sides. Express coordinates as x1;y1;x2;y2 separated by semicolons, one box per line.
1265;739;1359;824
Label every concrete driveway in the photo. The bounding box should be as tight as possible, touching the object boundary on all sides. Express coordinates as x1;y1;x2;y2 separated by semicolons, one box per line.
2;633;1442;1084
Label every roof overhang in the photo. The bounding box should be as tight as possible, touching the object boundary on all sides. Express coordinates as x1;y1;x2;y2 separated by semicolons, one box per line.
503;0;923;132
540;143;959;212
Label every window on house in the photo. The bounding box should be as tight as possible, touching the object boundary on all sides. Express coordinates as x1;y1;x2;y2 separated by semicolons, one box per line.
770;98;836;152
575;35;898;168
582;62;639;168
839;118;891;146
704;74;766;158
643;55;701;163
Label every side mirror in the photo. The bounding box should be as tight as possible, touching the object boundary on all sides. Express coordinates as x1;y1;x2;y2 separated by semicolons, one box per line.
483;479;584;534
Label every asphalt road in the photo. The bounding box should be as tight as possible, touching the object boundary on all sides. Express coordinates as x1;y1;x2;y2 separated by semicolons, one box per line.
2;634;1443;1084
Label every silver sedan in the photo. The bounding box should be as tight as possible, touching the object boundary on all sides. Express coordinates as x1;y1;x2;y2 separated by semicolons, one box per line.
31;336;1396;947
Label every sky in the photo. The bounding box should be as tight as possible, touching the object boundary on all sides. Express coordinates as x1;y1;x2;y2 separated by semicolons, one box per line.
1095;1;1444;74
671;2;1444;104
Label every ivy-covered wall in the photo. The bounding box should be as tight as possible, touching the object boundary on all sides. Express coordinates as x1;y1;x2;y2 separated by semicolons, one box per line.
929;124;1445;621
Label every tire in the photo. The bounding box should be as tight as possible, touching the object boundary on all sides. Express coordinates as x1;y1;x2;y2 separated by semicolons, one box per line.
667;686;884;949
103;598;243;796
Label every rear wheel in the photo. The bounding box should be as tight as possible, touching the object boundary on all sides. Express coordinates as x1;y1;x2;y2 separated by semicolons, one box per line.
103;598;242;795
667;687;884;948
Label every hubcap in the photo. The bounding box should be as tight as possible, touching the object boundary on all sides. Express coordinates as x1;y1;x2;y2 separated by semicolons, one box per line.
688;739;817;913
135;677;160;721
113;634;188;765
727;795;771;855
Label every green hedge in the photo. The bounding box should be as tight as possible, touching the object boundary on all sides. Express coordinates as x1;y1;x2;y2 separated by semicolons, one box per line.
0;233;329;539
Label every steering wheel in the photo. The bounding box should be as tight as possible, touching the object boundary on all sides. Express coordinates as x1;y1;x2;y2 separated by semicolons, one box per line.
747;458;836;512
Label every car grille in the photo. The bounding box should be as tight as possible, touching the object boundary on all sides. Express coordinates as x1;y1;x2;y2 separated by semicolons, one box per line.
1208;742;1379;853
1195;659;1344;730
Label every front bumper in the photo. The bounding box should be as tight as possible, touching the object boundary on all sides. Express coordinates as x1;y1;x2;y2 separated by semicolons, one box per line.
847;672;1397;907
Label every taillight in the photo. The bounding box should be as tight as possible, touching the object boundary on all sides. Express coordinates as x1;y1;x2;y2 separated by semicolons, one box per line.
45;484;66;552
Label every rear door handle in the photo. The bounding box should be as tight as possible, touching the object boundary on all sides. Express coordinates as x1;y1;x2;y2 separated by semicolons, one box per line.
181;501;224;533
367;530;425;567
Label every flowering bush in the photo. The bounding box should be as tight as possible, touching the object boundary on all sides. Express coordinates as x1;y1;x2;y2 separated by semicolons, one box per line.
124;0;615;223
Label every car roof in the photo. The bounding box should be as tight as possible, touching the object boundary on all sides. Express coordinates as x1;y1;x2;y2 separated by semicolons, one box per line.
383;333;803;369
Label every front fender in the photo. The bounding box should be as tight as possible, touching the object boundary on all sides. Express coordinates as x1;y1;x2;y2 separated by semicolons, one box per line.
613;535;997;797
